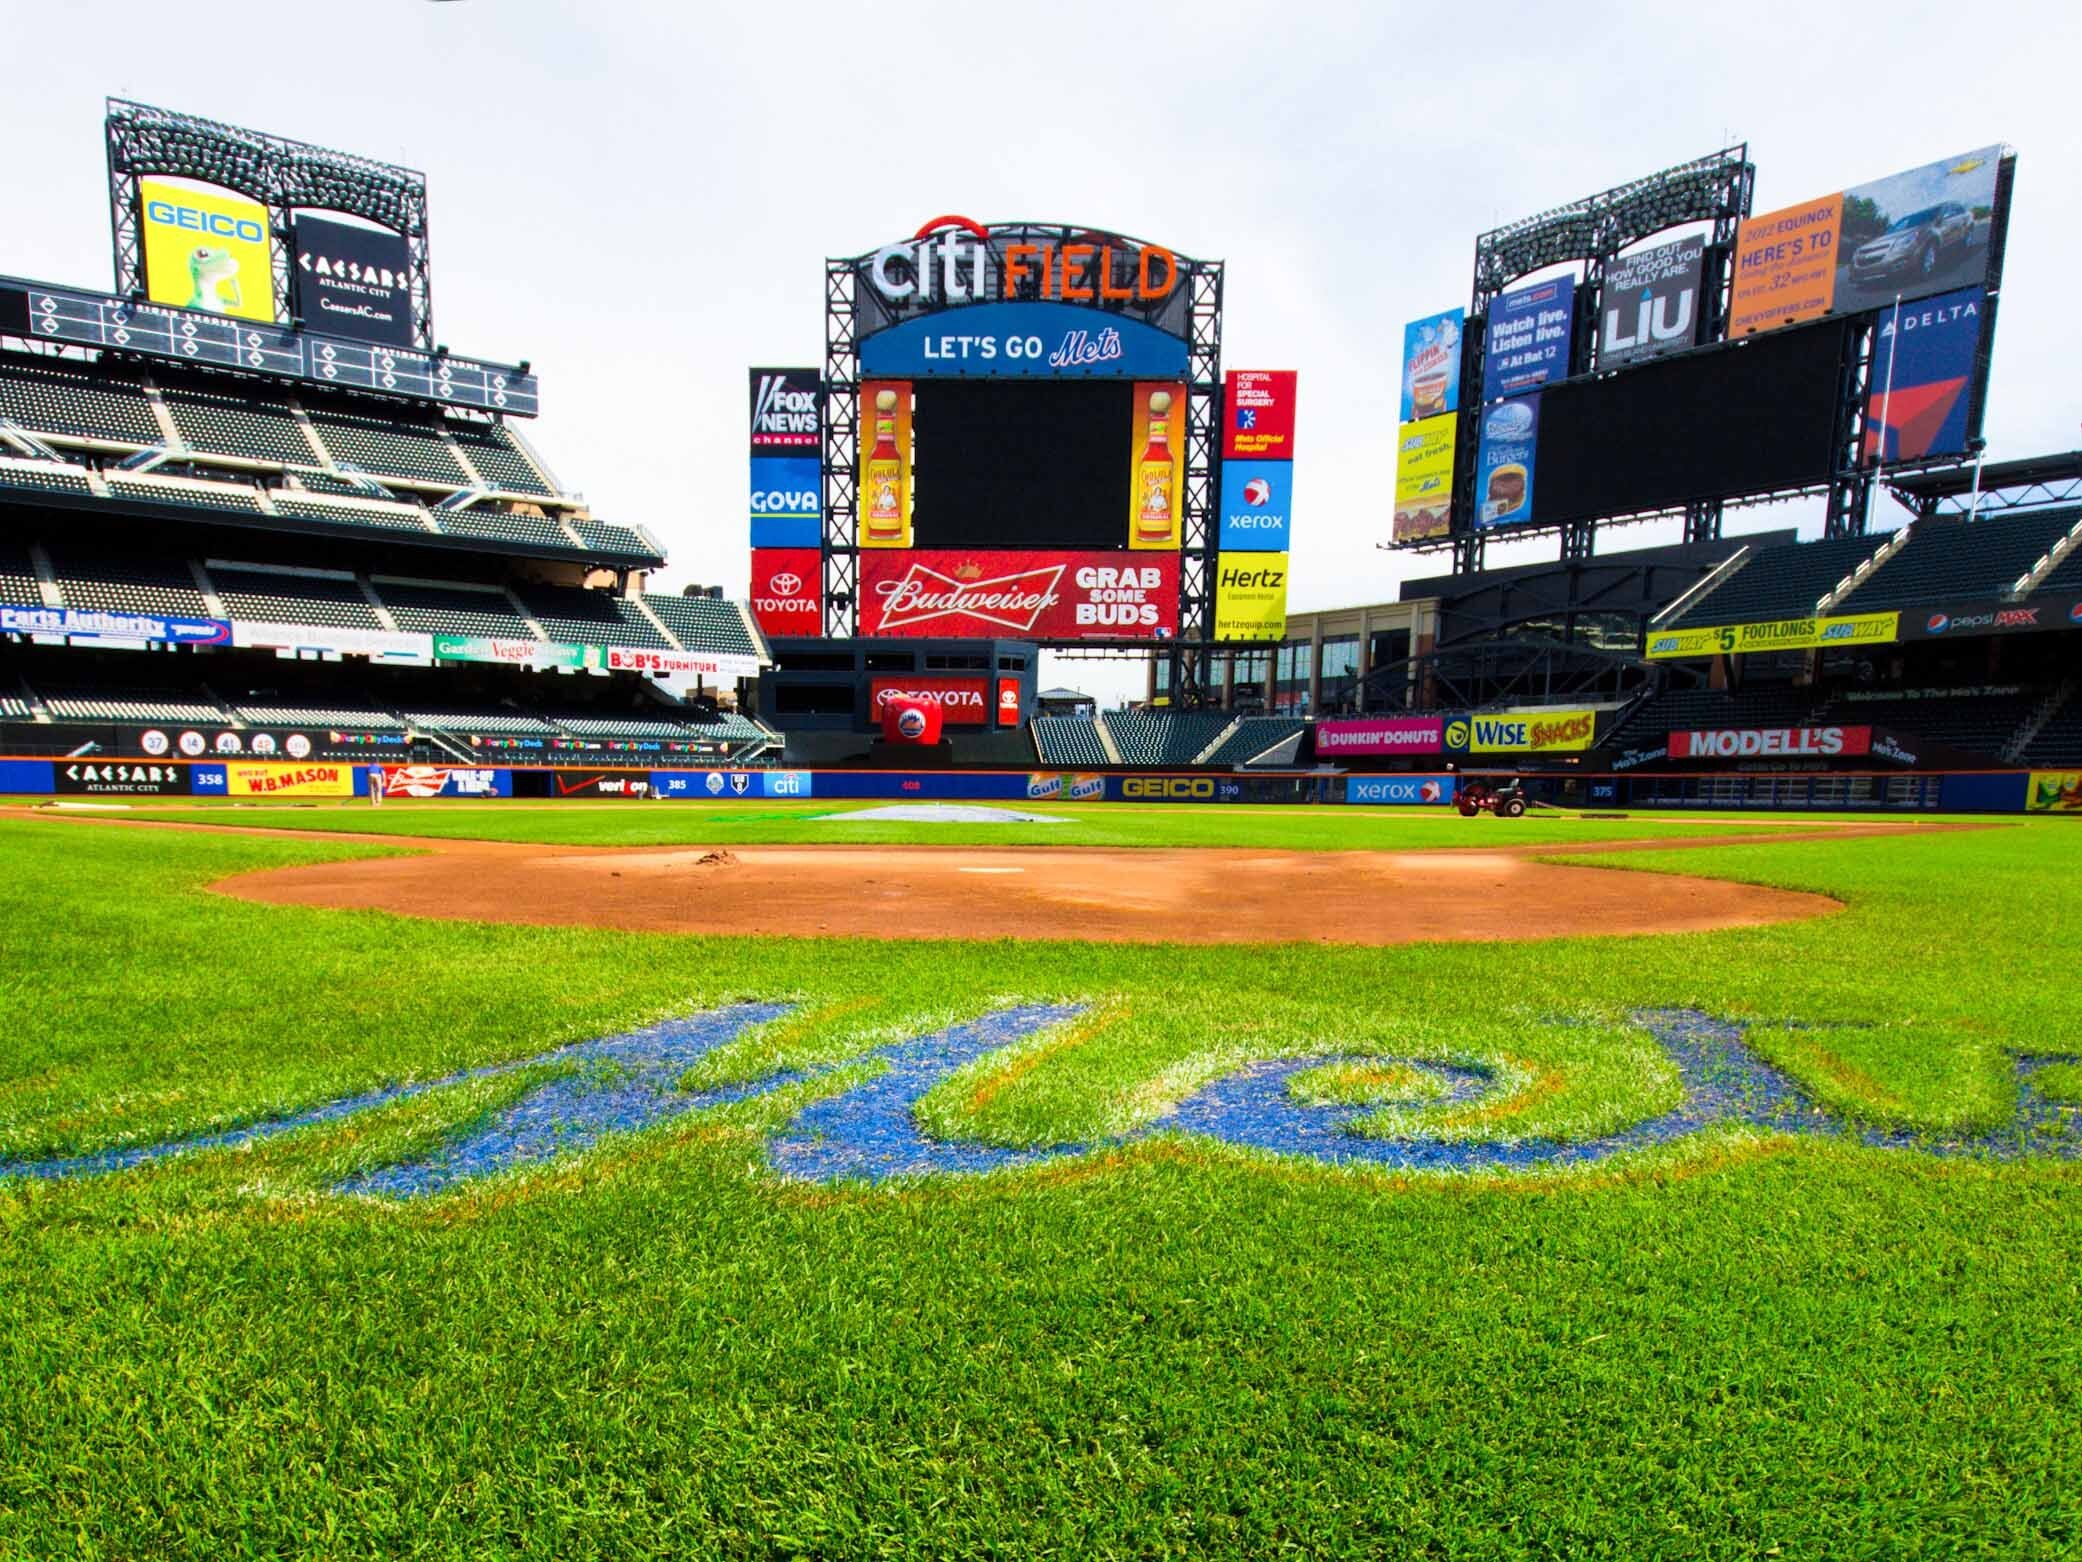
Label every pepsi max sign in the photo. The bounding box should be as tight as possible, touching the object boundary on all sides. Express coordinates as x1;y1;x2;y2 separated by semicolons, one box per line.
1217;460;1294;550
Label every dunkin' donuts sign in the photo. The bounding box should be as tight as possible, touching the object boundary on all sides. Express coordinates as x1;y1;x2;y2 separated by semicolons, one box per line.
869;676;991;727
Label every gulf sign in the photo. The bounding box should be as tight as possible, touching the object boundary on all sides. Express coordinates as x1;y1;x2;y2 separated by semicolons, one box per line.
869;676;991;728
749;548;823;637
858;550;1178;640
1224;370;1298;458
1314;717;1443;756
1444;710;1596;753
1667;726;1873;760
140;178;273;322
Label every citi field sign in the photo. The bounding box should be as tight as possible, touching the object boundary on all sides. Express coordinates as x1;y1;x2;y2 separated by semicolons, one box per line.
852;216;1196;379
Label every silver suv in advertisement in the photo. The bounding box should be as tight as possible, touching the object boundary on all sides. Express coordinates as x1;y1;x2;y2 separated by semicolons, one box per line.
1849;202;1975;286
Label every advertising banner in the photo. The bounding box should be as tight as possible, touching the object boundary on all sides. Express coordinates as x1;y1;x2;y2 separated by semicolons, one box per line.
1667;726;1873;760
749;456;822;549
1599;236;1704;367
223;761;356;798
652;769;814;800
1473;395;1538;530
1902;594;2082;641
1024;772;1107;802
1392;415;1456;542
1223;370;1299;459
1217;460;1295;551
2027;772;2082;813
852;220;1187;335
857;379;913;548
604;646;761;682
1399;309;1464;421
432;633;583;670
1482;276;1574;399
54;761;192;797
140;178;273;322
1107;775;1245;803
1213;554;1289;643
375;765;510;799
1127;382;1186;550
869;675;992;727
1646;612;1900;659
1443;710;1597;753
1314;717;1444;757
859;550;1179;640
1732;146;2003;337
748;368;821;453
550;771;653;799
2;603;230;646
996;677;1023;728
1347;774;1457;806
290;213;414;348
236;621;432;660
749;548;824;638
859;302;1189;379
1864;287;1983;463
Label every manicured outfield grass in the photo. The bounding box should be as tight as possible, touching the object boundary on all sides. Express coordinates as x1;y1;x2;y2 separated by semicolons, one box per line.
1;813;2078;1557
94;792;1855;849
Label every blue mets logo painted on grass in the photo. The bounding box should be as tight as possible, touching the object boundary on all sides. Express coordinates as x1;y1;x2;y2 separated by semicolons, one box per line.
3;1006;2078;1193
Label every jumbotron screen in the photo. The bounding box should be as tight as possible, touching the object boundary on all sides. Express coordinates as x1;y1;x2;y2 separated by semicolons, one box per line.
909;381;1135;550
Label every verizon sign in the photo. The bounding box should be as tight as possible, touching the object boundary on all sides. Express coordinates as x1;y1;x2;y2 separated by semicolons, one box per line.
858;550;1179;641
869;675;990;727
1667;725;1873;759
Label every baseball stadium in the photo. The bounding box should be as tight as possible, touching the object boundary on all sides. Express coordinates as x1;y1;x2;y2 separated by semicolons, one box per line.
2;75;2079;1562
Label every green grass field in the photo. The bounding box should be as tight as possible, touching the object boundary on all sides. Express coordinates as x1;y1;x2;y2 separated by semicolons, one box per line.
2;807;2078;1558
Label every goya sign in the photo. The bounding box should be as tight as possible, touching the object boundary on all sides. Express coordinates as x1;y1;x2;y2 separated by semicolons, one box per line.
1646;612;1900;659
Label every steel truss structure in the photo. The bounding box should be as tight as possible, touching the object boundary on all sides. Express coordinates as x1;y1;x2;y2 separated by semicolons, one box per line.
105;99;434;351
821;229;1223;694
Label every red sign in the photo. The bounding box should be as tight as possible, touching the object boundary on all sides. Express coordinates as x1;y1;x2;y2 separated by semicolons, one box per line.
1223;369;1298;459
749;548;823;638
880;694;944;746
858;550;1179;640
1667;725;1873;760
996;677;1022;727
868;675;990;727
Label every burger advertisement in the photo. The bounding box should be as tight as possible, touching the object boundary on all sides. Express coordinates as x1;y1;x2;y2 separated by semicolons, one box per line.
1474;394;1538;530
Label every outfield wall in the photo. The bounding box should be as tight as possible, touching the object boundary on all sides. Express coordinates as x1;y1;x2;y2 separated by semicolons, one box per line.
0;759;2074;813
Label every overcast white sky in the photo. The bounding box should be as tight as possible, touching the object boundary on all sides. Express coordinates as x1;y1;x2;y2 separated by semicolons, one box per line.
6;0;2074;704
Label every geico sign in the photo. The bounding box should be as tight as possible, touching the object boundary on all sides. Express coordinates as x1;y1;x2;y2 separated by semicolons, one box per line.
1122;776;1215;799
145;200;265;244
867;215;1178;306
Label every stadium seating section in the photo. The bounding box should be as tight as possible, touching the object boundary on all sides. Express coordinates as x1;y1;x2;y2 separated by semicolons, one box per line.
1837;511;2079;614
1031;716;1108;768
44;546;207;617
517;586;672;649
1104;711;1234;765
641;594;760;658
211;568;381;630
1204;718;1306;766
1669;535;1887;626
0;356;161;445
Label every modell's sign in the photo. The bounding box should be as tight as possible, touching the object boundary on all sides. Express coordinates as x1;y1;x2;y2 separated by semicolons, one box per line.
869;676;990;727
858;550;1179;640
1667;725;1874;759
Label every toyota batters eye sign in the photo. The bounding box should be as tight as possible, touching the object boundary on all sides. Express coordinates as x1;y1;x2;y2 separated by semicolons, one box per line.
291;213;415;349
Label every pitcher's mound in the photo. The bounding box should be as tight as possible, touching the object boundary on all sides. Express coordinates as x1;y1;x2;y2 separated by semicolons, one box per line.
818;804;1065;825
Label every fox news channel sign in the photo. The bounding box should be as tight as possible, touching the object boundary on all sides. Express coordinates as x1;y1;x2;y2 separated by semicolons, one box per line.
852;216;1191;379
290;214;415;349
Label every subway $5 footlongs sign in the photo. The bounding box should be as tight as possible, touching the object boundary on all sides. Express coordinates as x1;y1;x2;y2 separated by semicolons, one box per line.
1646;612;1900;659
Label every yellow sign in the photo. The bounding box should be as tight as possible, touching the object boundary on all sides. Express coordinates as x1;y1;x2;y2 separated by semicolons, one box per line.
1729;194;1843;338
1645;612;1899;659
1445;709;1597;753
1128;381;1185;550
224;762;355;798
1392;415;1455;541
140;178;273;322
1213;552;1289;642
857;379;913;548
2026;772;2082;813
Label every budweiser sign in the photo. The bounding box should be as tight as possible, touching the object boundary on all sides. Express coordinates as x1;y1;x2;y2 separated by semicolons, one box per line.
859;550;1178;640
1667;725;1873;759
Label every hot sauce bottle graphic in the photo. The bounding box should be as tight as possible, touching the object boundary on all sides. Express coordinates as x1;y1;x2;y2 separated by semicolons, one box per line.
1136;389;1175;543
865;388;905;540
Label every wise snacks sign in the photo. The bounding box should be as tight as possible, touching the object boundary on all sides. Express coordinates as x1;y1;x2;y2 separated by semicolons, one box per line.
858;550;1178;640
1443;710;1596;754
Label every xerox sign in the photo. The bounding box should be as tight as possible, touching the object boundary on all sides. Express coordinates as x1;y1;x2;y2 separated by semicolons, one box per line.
858;550;1178;640
1667;726;1873;759
868;676;991;727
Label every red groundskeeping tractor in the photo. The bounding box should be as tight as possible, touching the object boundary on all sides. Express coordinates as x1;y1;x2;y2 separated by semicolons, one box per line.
1455;777;1530;818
